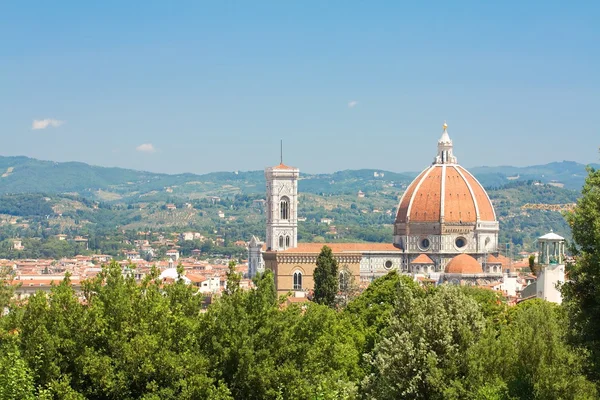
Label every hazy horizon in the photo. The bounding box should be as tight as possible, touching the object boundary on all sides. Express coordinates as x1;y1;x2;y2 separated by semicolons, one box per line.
0;152;597;177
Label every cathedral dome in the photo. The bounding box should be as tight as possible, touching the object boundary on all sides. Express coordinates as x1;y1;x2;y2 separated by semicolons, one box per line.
395;123;496;226
445;254;483;274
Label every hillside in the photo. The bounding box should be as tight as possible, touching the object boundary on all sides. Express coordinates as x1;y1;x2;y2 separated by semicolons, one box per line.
0;155;596;199
0;179;578;261
0;155;588;259
470;161;600;190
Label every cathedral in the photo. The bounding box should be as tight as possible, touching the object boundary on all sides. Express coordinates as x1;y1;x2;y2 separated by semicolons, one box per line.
248;123;505;294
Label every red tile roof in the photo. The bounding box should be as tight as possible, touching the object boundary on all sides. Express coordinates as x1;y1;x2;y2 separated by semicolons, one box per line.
458;166;496;221
411;254;434;264
186;274;207;283
486;254;501;264
287;296;309;303
445;254;483;274
396;165;496;224
272;163;296;170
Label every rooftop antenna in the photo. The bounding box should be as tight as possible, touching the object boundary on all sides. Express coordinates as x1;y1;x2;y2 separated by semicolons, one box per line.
280;139;283;164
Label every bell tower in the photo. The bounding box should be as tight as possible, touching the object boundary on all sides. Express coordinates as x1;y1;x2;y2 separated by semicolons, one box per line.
265;157;299;251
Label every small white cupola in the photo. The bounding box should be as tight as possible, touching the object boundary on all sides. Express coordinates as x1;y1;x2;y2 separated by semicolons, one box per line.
434;122;457;165
538;229;566;265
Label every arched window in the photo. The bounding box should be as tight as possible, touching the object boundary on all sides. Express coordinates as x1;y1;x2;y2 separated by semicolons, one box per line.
280;197;290;220
293;271;302;290
279;236;284;248
285;235;290;247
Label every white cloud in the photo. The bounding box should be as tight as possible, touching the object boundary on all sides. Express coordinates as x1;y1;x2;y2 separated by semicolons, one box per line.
136;143;156;153
348;100;358;108
32;118;64;130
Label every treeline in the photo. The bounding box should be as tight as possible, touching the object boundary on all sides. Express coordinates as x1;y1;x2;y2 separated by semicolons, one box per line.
0;264;595;399
0;194;54;217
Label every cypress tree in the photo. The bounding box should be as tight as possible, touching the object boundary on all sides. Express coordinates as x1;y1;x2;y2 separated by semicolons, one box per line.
313;245;338;307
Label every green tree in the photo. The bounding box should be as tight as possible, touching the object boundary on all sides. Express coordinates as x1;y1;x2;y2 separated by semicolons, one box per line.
336;266;359;308
361;285;486;399
563;167;600;383
467;300;596;399
345;271;422;355
8;261;228;399
529;254;537;276
198;270;362;399
225;260;241;296
459;286;506;323
313;246;339;307
0;265;15;311
0;343;36;400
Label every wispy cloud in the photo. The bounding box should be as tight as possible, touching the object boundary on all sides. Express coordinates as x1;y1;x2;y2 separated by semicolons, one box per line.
348;100;358;108
32;118;64;130
136;143;156;153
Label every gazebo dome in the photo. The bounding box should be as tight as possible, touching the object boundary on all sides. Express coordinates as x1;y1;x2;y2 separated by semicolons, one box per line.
445;254;483;274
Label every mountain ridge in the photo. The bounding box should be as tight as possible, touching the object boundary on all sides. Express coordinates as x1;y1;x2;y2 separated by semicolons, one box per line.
0;155;596;198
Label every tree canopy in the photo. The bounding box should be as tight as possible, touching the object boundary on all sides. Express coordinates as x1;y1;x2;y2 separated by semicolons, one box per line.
0;262;597;399
563;166;600;383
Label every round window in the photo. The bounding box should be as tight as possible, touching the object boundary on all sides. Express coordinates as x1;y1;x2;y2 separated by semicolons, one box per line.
455;237;466;248
420;238;430;250
385;260;393;269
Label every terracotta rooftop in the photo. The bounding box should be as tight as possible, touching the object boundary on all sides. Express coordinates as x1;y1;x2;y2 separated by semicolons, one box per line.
496;254;513;269
278;242;402;254
411;254;435;264
396;164;496;224
272;163;296;170
186;274;207;283
445;254;483;274
287;296;309;303
486;254;501;264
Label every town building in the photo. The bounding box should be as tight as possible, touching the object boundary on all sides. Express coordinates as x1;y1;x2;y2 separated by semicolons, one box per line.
166;249;180;261
126;250;140;261
250;123;505;294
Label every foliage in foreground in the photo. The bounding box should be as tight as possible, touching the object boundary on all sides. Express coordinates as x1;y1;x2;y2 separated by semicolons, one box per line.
564;166;600;387
0;263;596;399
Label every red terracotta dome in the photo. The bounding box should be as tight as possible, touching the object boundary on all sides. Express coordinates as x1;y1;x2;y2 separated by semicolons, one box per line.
395;124;496;225
445;254;483;274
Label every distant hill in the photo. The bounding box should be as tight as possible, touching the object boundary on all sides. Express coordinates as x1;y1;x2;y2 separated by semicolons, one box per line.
0;155;596;199
470;161;600;190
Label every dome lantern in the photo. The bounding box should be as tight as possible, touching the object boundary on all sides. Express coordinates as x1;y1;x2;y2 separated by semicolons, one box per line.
434;122;457;165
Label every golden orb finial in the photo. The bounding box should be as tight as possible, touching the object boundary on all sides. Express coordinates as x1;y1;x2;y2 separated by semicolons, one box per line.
443;121;448;130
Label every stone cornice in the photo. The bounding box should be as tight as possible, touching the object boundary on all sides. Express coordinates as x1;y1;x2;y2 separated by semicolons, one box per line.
271;252;362;265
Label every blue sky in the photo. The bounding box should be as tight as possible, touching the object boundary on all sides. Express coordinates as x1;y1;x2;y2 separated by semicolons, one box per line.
1;1;598;174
